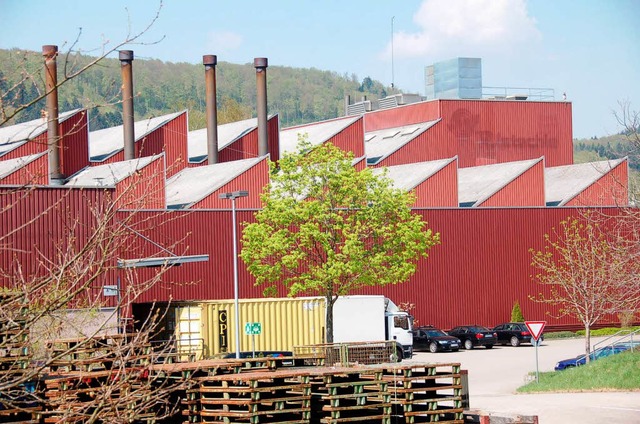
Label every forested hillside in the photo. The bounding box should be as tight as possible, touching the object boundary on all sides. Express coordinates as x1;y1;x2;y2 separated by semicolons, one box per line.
0;48;395;131
574;133;640;194
574;134;639;171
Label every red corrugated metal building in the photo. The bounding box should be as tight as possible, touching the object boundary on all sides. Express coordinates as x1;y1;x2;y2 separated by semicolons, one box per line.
218;115;280;163
95;111;188;178
0;97;632;332
113;206;627;330
0;153;48;185
365;100;573;168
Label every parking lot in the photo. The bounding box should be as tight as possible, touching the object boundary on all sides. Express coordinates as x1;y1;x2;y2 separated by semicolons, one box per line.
408;336;640;423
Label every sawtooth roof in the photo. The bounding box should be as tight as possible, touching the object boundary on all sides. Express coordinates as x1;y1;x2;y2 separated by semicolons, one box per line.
0;110;81;157
166;155;266;209
544;158;627;206
279;115;361;155
89;111;184;161
365;120;440;165
188;115;277;163
65;154;163;187
372;157;457;191
0;153;47;179
458;158;543;207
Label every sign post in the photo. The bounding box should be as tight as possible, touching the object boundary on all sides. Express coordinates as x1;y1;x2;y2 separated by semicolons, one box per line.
525;321;546;383
244;322;262;358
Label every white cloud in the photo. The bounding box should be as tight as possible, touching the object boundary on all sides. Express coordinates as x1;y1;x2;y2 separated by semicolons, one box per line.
207;30;243;54
383;0;541;60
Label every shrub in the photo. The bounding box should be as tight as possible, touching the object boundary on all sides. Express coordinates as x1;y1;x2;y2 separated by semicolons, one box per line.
543;331;577;339
511;301;525;322
575;326;640;337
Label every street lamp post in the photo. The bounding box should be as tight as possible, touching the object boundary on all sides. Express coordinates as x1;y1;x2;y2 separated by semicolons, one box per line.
219;190;249;359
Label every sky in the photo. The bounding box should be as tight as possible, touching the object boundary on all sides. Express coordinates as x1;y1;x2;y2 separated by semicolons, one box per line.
1;0;638;139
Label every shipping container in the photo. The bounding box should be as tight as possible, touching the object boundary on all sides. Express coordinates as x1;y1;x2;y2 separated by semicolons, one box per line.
133;295;413;359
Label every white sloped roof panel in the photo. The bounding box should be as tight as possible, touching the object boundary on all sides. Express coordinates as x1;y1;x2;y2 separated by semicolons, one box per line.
458;158;543;206
372;157;457;191
0;109;81;156
365;120;439;165
544;158;626;206
279;115;361;155
65;154;163;187
166;156;266;208
89;111;183;161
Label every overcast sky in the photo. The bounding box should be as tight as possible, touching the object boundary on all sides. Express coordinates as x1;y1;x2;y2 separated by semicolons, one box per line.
1;0;638;139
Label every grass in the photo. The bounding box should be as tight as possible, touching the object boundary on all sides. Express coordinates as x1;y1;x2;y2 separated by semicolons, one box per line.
517;350;640;393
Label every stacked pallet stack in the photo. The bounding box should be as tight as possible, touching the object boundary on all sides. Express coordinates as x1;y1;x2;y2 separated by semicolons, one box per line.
193;368;312;424
41;334;160;423
0;295;41;424
383;363;464;423
309;367;391;424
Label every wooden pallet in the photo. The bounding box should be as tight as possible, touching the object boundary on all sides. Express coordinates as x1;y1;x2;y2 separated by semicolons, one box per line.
382;363;464;424
307;367;391;424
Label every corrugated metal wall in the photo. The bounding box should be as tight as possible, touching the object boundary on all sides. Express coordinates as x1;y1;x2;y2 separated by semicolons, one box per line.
97;112;188;178
60;110;90;177
123;207;627;331
197;297;325;356
0;154;48;185
368;100;573;169
412;159;459;207
328;116;365;158
479;159;545;207
439;100;573;168
114;155;166;209
364;100;441;132
0;186;118;308
158;112;188;178
219;116;280;163
566;160;629;206
191;157;269;209
1;133;47;160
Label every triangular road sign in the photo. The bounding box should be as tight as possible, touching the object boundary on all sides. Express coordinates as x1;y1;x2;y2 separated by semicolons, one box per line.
525;321;546;341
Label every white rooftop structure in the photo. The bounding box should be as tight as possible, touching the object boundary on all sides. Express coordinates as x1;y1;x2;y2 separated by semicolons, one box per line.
365;120;440;165
545;158;626;206
280;115;361;155
188;116;270;163
166;156;266;209
372;158;457;191
89;111;184;161
0;110;81;157
0;153;47;179
458;158;543;207
65;154;163;187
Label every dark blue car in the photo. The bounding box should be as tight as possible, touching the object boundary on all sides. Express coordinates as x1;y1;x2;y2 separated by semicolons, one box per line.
554;345;629;371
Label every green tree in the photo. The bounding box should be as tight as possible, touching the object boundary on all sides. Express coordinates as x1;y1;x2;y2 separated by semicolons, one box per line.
240;138;440;343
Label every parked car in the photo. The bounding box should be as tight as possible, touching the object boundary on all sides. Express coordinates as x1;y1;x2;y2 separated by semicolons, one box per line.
413;326;461;353
492;322;543;347
448;325;497;350
554;345;630;371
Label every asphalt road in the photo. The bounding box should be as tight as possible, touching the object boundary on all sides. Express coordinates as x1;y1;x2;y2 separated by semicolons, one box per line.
407;336;640;423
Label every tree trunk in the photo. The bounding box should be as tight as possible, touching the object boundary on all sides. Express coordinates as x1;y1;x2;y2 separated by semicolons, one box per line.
584;324;591;363
326;296;334;344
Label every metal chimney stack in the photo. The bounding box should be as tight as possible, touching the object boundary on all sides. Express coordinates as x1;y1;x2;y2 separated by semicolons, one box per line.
119;50;135;161
254;57;269;157
43;45;62;183
203;55;219;164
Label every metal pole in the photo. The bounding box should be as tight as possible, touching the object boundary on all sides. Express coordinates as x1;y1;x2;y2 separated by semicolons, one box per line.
535;340;540;383
232;196;241;359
